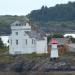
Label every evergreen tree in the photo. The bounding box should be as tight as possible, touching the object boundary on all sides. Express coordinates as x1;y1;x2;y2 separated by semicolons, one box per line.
0;38;4;49
28;1;75;22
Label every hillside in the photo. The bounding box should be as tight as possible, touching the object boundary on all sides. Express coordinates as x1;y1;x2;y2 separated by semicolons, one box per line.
0;15;28;34
28;2;75;22
27;1;75;32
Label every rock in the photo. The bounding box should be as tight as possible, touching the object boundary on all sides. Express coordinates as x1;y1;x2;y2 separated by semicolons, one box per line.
0;62;8;71
10;59;35;72
11;61;24;72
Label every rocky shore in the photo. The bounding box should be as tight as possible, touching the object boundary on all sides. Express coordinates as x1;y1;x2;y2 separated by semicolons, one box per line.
0;55;75;73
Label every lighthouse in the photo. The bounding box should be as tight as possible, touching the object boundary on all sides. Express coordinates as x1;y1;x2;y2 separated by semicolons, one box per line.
50;38;59;60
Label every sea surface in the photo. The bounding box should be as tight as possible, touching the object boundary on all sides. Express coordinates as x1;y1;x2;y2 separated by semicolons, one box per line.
0;36;9;46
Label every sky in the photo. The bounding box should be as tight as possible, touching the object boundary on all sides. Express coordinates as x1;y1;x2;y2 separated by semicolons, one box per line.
0;0;75;16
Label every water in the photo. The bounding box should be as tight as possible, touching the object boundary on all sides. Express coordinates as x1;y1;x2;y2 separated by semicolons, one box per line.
0;36;9;46
64;34;75;38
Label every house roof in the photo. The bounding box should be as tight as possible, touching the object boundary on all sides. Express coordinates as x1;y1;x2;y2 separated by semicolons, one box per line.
11;21;46;40
11;20;29;26
49;38;58;45
25;30;45;40
49;38;69;45
11;21;21;26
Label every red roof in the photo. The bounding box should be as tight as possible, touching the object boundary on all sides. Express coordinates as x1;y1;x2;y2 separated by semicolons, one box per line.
49;38;58;45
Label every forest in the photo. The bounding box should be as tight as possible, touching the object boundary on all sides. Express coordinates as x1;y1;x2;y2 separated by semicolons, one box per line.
28;2;75;22
27;1;75;32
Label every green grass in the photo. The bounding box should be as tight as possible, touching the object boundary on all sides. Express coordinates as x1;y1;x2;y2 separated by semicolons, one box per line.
0;47;8;53
21;52;48;59
0;55;15;63
0;51;75;64
0;52;49;63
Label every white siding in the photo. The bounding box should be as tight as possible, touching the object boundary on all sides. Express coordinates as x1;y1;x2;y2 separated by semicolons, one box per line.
50;44;59;58
9;22;47;54
36;37;47;54
50;49;59;58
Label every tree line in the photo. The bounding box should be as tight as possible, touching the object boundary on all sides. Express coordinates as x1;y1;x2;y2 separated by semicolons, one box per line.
28;1;75;22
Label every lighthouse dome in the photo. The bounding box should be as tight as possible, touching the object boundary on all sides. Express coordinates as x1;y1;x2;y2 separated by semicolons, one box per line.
50;38;58;44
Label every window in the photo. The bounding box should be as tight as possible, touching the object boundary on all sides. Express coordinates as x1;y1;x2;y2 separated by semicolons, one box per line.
16;40;18;45
34;40;36;44
32;39;36;44
19;24;21;26
16;32;18;35
26;39;27;45
32;39;34;44
16;24;18;26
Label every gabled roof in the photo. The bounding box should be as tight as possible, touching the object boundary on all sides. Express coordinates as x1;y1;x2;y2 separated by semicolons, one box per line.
50;38;58;44
11;21;21;26
25;30;45;40
49;38;69;45
11;21;46;40
11;20;28;26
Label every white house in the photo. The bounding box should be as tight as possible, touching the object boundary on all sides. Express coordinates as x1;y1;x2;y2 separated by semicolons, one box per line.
9;21;47;54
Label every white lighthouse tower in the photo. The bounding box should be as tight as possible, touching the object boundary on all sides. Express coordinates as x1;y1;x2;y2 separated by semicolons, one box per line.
9;21;31;54
50;38;59;60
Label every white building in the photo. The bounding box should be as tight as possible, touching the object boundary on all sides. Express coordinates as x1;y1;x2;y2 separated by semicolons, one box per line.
9;21;47;54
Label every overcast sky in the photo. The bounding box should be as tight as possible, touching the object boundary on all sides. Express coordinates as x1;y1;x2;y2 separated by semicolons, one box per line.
0;0;75;15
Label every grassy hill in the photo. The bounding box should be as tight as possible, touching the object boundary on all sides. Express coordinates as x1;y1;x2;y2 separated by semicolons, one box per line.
28;2;75;22
0;15;28;27
0;15;28;34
